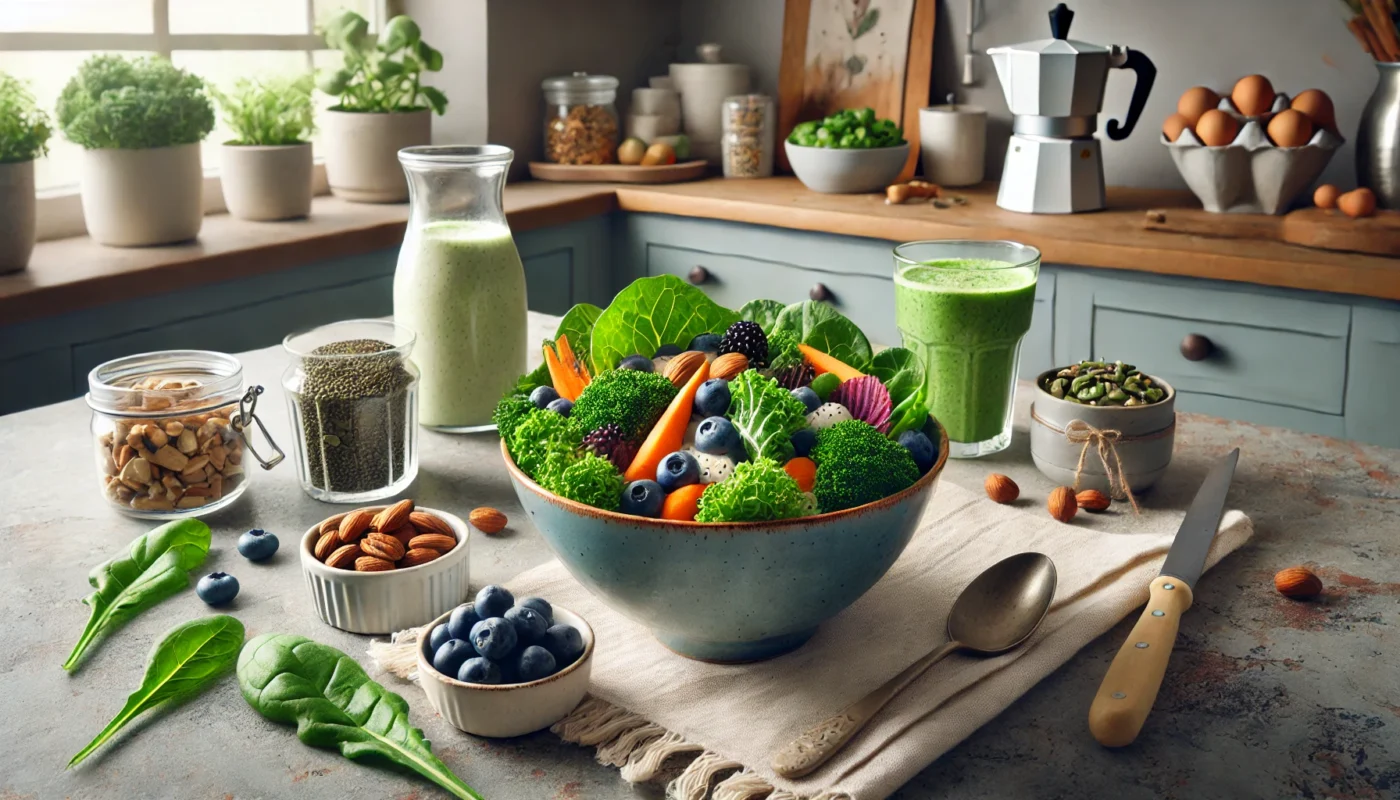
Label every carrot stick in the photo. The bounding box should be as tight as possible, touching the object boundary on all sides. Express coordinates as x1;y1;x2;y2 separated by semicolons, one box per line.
542;344;580;401
1363;0;1400;60
797;344;866;382
625;360;710;482
1350;16;1377;57
555;335;591;391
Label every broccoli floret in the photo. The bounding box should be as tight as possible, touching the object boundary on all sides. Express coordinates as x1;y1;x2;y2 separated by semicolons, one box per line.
571;368;677;442
810;419;919;512
546;451;624;511
493;394;536;444
766;329;804;371
695;458;808;522
508;408;583;485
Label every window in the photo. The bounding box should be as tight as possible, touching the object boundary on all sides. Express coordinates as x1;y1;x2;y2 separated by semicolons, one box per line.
0;0;384;239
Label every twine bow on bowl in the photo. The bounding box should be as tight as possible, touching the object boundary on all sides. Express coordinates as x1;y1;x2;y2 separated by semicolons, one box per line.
1062;420;1142;514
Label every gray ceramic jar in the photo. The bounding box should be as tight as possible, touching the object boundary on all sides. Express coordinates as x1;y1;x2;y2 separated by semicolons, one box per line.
1029;368;1176;497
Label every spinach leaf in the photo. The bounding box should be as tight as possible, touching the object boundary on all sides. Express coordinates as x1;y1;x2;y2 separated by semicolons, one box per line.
513;361;552;395
69;615;243;768
238;633;484;800
869;347;926;406
64;519;212;672
736;299;786;335
804;317;874;371
589;274;739;372
773;299;844;341
553;302;603;363
887;384;931;439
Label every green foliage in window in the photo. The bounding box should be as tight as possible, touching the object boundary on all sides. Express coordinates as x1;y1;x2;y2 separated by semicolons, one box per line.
316;12;447;115
0;71;52;163
210;75;316;146
56;55;215;150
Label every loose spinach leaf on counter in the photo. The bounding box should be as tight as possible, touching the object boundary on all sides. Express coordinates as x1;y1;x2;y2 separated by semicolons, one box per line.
869;347;925;407
238;633;484;800
69;615;243;768
63;519;212;672
589;274;739;373
736;298;786;335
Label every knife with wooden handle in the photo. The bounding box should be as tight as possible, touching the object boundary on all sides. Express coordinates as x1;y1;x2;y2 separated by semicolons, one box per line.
1088;448;1239;747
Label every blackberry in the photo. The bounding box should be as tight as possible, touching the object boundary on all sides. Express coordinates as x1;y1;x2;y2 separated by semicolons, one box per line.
582;423;637;471
771;363;815;390
718;320;769;367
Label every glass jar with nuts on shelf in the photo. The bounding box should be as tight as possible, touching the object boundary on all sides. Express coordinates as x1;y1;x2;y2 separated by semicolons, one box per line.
542;72;619;165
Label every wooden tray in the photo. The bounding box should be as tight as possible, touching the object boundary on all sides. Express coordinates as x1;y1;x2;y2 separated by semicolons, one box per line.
1143;207;1400;257
528;160;709;184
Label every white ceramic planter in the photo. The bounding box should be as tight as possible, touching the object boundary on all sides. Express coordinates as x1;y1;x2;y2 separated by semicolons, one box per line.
0;159;36;273
321;109;431;203
220;143;312;221
80;143;203;246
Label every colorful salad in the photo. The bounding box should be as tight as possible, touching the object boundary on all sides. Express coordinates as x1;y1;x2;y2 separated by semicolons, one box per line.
494;275;940;523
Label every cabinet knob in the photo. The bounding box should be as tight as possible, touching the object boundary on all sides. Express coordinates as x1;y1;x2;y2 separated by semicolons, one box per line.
688;266;711;285
1180;333;1213;361
809;283;833;302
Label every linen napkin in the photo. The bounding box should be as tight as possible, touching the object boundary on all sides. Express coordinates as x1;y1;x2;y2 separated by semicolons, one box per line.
505;482;1253;800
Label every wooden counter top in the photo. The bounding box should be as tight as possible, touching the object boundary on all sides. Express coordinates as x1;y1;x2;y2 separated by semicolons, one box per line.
4;177;1396;327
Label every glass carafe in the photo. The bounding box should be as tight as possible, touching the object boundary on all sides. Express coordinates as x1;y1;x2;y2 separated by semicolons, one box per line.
394;145;528;432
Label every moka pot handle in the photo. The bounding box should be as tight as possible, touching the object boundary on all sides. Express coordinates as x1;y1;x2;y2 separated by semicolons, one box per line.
1106;48;1156;141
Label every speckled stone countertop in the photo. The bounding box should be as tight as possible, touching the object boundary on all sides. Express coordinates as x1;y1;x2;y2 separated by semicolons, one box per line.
1;312;1395;799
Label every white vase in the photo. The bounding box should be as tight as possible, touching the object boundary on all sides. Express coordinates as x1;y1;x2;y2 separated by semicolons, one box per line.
81;143;203;246
0;159;36;273
220;142;313;221
321;109;431;203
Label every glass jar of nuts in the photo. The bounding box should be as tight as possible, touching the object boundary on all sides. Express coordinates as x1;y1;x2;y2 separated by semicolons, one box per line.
721;94;774;178
87;351;284;518
542;72;620;165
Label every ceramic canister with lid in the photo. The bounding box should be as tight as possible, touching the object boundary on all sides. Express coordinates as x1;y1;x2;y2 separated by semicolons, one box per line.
670;43;750;163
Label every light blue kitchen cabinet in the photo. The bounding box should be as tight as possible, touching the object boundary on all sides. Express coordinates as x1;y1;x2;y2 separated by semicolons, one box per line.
1346;305;1400;448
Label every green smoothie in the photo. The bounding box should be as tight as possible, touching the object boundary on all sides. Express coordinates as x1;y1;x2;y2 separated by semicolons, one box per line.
394;220;527;430
894;258;1037;449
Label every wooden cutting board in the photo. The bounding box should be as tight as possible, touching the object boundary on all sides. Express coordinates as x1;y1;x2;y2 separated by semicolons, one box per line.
528;160;709;184
1142;207;1400;257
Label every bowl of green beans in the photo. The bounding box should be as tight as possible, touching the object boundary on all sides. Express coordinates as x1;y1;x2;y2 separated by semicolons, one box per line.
785;108;909;193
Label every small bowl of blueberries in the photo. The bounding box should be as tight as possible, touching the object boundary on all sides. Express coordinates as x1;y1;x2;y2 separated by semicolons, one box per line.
416;584;594;738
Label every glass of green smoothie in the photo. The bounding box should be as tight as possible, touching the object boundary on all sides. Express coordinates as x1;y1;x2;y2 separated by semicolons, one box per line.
893;240;1040;458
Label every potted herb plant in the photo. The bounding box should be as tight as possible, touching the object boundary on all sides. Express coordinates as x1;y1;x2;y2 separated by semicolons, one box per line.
317;11;447;203
0;70;50;273
211;75;316;221
56;55;215;246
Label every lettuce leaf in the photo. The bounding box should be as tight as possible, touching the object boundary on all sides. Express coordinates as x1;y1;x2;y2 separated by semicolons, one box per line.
775;300;873;370
727;370;810;463
773;299;844;341
589;275;739;372
869;347;925;406
737;299;786;335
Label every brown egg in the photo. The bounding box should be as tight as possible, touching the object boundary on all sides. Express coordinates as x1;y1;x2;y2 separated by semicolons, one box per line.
1314;184;1341;209
1231;74;1275;117
1176;86;1220;124
1291;89;1336;132
1195;109;1241;147
1338;187;1377;219
1163;112;1192;142
1267;109;1314;148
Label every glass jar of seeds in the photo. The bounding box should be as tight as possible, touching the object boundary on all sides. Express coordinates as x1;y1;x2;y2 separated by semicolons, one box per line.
721;94;774;178
282;320;420;503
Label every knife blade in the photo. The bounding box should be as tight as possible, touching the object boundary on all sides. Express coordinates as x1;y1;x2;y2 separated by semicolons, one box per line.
1088;448;1240;747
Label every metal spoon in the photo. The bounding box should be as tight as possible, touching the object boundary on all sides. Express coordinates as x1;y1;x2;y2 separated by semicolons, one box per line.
771;552;1058;780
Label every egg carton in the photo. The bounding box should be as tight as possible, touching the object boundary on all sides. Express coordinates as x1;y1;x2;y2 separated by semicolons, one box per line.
1163;92;1344;215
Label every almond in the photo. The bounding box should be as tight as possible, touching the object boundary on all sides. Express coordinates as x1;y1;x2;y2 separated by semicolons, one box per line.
313;530;340;561
337;509;374;543
984;473;1019;504
710;352;749;380
409;511;453;537
1274;566;1322;599
387;523;418;549
409;533;457;552
399;548;442;568
1076;489;1112;512
469;507;507;535
361;532;407;562
663;350;708;387
1047;486;1078;523
373;499;415;532
325;543;363;570
355;556;395;572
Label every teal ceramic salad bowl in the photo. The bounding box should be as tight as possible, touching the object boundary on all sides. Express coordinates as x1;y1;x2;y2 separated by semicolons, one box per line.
501;419;949;664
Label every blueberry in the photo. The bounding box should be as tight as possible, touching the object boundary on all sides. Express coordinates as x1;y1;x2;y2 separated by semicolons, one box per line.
694;378;731;417
653;344;683;358
546;397;573;417
695;416;743;458
620;480;665;517
897;430;937;473
688;332;723;353
517;596;553;625
195;572;239;606
790;386;821;414
447;603;482;640
529;385;560;409
429;622;454;653
504;605;549;644
457;656;503;685
657;451;700;491
237;528;279;561
790;427;817;458
474;584;514;619
513;645;558;682
543;624;586;666
433;639;475;677
618;354;655;372
470;617;518;660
